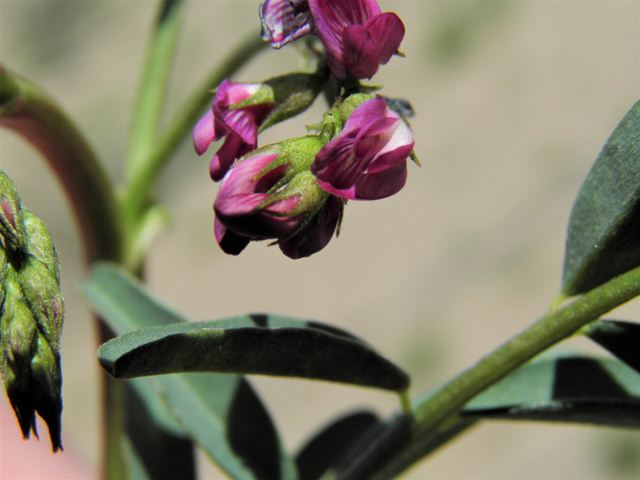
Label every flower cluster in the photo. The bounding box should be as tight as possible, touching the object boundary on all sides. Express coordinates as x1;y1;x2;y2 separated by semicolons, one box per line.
194;0;417;259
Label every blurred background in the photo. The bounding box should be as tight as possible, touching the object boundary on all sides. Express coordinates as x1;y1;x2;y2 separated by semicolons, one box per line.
1;0;639;478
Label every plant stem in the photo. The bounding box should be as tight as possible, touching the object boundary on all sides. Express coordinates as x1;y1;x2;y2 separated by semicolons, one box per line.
127;0;185;185
348;263;640;480
0;65;122;264
121;31;268;221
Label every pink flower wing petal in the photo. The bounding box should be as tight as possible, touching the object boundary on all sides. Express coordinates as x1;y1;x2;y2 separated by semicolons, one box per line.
343;25;380;79
210;134;245;181
353;160;407;200
364;12;405;64
193;110;215;155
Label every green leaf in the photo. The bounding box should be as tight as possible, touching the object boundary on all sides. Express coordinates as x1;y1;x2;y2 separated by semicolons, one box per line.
584;320;640;375
83;262;296;480
97;314;410;392
562;99;640;295
295;411;381;480
463;355;640;427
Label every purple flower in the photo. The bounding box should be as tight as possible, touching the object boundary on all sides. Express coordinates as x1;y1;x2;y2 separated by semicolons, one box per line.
260;0;405;79
260;0;314;49
194;80;275;181
214;138;342;258
311;97;415;200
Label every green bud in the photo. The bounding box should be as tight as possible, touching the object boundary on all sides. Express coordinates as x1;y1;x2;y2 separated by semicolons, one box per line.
23;210;60;282
0;169;26;250
252;135;326;193
2;269;39;440
18;254;64;349
339;93;374;122
262;170;328;218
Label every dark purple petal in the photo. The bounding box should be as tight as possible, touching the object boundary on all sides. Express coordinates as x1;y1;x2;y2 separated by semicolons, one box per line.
214;218;250;255
279;195;342;258
343;25;379;79
193;110;215;155
260;0;314;49
364;12;405;64
353;160;407;200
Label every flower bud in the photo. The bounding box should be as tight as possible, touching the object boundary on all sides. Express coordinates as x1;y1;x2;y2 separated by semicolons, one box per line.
23;210;61;282
1;266;63;451
213;136;341;258
0;169;26;250
18;254;64;350
1;269;39;441
194;72;326;182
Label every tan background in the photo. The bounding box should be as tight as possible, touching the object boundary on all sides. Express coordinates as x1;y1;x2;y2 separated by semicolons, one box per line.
1;0;639;478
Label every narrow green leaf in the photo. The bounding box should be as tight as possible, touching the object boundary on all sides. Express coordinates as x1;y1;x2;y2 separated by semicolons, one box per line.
562;99;640;295
82;262;185;333
83;262;296;480
584;320;640;375
463;355;640;427
295;411;381;480
97;316;410;392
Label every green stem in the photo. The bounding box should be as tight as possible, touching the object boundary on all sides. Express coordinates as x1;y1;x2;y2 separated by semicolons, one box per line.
126;0;184;190
350;263;640;480
0;65;122;264
121;31;268;221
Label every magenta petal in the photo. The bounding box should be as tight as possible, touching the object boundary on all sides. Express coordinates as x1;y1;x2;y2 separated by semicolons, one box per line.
364;13;405;64
345;97;387;126
193;110;215;155
210;134;244;181
343;25;379;79
354;160;407;200
313;176;357;200
216;193;268;217
217;153;279;195
366;142;414;174
214;218;250;255
222;108;259;145
279;195;342;259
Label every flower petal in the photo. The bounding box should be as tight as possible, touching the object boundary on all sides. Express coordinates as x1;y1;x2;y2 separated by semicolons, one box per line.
260;0;314;49
210;134;245;181
279;195;341;258
343;25;379;79
353;160;407;200
364;12;405;64
193;110;215;155
214;218;250;255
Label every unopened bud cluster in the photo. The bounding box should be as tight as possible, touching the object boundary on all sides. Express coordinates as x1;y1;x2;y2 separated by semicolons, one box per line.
195;0;418;258
0;169;63;452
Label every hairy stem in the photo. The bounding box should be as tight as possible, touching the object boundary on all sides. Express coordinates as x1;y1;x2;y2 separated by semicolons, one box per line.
345;263;640;480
